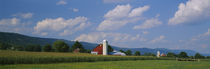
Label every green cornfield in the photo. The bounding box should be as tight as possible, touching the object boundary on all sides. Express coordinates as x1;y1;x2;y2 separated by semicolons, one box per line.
0;50;174;64
1;60;210;69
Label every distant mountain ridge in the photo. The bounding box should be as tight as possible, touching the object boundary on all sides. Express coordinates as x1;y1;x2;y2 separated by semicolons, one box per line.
0;32;208;56
115;48;199;56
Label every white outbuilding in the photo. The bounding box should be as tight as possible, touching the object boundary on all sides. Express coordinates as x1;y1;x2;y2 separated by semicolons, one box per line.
109;50;126;56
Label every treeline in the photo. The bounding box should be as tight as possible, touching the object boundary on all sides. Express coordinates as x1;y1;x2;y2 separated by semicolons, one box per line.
0;40;91;53
166;52;206;59
119;49;155;56
119;49;157;56
119;49;209;59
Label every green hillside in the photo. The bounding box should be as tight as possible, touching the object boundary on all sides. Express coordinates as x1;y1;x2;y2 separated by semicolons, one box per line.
0;32;58;46
0;32;97;49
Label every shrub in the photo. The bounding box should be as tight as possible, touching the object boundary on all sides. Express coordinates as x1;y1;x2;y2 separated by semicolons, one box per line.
52;40;69;52
125;50;132;56
178;52;188;58
42;44;52;52
167;52;177;57
72;41;85;52
194;53;205;59
134;51;141;56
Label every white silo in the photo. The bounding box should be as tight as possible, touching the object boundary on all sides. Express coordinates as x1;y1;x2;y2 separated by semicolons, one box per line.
103;40;108;55
157;51;160;58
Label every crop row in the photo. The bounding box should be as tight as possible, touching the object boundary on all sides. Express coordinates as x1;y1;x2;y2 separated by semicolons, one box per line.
0;56;175;64
0;50;174;64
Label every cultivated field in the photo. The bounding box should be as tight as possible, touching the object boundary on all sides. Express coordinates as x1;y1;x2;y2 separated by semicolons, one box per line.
1;50;210;69
1;60;210;69
0;50;173;64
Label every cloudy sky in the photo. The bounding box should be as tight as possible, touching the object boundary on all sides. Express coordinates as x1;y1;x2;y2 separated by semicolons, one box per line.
1;0;210;54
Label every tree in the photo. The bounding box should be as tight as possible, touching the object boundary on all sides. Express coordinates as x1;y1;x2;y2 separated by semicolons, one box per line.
52;40;69;52
72;41;85;52
13;45;24;51
206;56;210;59
108;45;113;52
33;45;41;52
134;51;141;56
143;53;155;56
25;45;34;51
86;49;92;53
119;49;125;53
167;52;177;57
42;44;52;52
195;53;205;59
0;43;6;50
0;43;12;50
178;52;189;58
25;44;41;52
126;50;132;56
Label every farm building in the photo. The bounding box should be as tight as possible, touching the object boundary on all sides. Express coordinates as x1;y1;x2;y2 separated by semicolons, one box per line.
109;50;126;56
161;53;166;56
91;40;126;56
91;40;108;55
156;51;166;57
91;44;103;55
73;48;80;53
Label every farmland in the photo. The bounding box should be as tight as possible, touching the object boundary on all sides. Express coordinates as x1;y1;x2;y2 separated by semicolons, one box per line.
0;50;173;64
1;60;210;69
0;50;210;69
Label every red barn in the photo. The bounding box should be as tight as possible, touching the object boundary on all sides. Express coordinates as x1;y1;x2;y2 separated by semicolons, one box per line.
73;48;80;53
92;44;103;55
161;53;166;57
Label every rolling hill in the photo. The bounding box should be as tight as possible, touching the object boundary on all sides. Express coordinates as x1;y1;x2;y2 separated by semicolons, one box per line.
0;32;205;56
0;32;96;49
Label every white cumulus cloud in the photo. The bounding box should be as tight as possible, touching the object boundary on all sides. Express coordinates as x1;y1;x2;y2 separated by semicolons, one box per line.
104;4;131;20
0;18;20;26
150;35;166;43
191;28;210;41
128;5;150;17
103;0;129;3
203;28;210;36
21;13;33;19
34;16;90;36
56;0;67;5
73;8;79;12
168;0;210;25
97;4;150;31
13;13;33;19
143;31;149;35
75;32;146;43
133;17;162;29
0;18;32;33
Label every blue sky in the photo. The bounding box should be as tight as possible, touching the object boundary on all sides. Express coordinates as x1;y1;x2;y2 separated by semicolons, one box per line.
0;0;210;54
